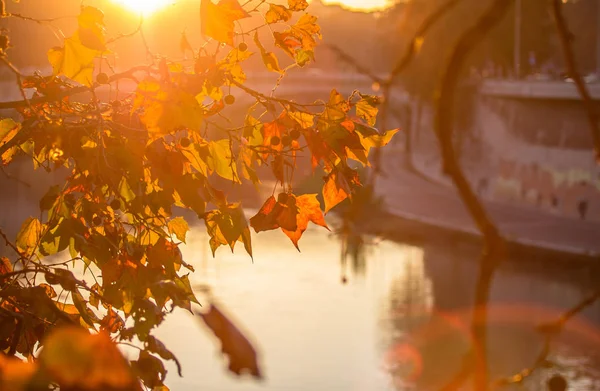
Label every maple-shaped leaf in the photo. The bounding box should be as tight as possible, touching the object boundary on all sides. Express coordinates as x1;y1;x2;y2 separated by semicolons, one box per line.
250;193;328;249
199;303;262;378
323;171;350;213
201;0;250;46
353;122;399;155
134;78;204;139
204;203;252;257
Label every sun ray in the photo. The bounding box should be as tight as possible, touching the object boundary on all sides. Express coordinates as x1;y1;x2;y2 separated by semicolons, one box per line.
112;0;174;15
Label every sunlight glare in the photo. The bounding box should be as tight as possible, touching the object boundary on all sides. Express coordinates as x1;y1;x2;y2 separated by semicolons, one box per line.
321;0;389;12
112;0;173;15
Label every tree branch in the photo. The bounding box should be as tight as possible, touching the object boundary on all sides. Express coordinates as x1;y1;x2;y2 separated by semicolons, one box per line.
385;0;461;85
433;0;512;389
551;0;600;163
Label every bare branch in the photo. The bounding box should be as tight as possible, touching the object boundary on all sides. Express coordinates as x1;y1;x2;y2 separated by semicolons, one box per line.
386;0;461;85
434;0;512;389
551;0;600;163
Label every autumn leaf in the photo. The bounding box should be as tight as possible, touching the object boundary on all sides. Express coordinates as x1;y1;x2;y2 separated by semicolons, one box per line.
204;203;252;257
281;194;328;249
39;327;135;390
134;78;204;138
77;6;106;51
168;217;189;243
147;335;183;377
16;217;42;257
265;4;292;24
323;171;349;213
250;193;328;249
323;89;350;121
201;0;250;46
199;303;262;379
48;33;99;87
288;0;309;11
355;94;379;126
0;118;20;164
287;109;314;128
254;32;282;73
208;139;240;183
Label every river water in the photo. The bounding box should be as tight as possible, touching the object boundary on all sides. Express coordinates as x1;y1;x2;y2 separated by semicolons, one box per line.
145;219;600;391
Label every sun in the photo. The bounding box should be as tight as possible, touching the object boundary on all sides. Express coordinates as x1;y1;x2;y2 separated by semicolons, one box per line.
112;0;174;15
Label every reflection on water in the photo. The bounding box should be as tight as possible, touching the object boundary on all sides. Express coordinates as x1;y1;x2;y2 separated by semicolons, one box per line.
142;221;599;390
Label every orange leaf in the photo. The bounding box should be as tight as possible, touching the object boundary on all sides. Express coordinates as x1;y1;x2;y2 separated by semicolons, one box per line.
281;194;328;250
201;0;250;46
250;193;327;249
323;171;350;214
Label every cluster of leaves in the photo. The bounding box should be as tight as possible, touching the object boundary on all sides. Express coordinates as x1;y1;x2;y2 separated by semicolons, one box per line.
0;0;397;389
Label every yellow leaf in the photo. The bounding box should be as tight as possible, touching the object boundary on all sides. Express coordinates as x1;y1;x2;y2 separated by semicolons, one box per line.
48;32;99;87
168;217;189;243
355;95;379;126
287;109;314;128
201;0;250;46
323;89;349;121
205;203;252;257
253;32;282;73
265;4;292;24
0;118;20;164
77;6;106;51
134;78;204;137
288;0;308;11
16;217;42;257
209;139;240;183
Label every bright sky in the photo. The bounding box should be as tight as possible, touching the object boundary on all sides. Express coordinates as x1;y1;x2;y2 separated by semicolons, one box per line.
321;0;389;11
112;0;389;14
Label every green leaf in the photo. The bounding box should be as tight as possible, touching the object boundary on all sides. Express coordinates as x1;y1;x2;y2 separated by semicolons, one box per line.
167;217;189;243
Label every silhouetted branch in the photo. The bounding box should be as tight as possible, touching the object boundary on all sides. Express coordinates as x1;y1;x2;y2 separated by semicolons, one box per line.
322;44;383;84
385;0;461;85
551;0;600;163
434;0;512;389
